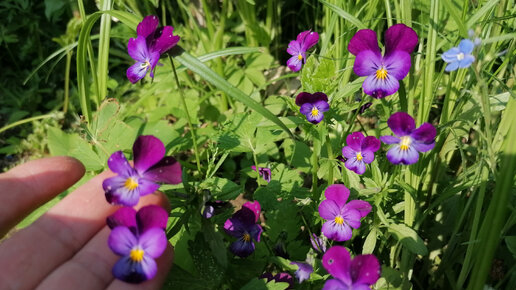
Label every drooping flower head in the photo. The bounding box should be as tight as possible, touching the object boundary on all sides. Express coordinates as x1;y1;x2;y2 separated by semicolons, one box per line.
441;39;475;72
127;15;181;83
349;24;418;98
224;201;262;257
260;272;294;289
287;30;319;72
107;205;168;283
295;92;330;124
342;132;381;175
290;261;313;283
310;233;327;253
103;135;182;206
322;246;381;290
201;200;230;219
251;165;272;183
318;184;372;241
380;112;436;165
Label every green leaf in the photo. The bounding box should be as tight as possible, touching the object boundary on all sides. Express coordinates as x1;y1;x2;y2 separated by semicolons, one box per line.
362;227;377;254
200;177;242;200
388;223;428;256
320;1;367;29
505;236;516;257
466;0;500;28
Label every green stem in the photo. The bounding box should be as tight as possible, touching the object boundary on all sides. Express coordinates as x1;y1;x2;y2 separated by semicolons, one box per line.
0;114;56;134
326;134;334;185
169;56;202;175
312;126;321;201
63;51;72;114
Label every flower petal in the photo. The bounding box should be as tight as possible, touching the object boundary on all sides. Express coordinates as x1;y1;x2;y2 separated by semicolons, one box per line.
323;279;350;290
361;136;381;152
384;23;418;55
458;55;475;68
350;254;381;286
386;145;420;165
135;178;160;197
322;220;352;241
144;157;182;184
411;123;436;143
108;227;137;256
348;29;381;56
128;36;150;62
286;39;302;56
295;92;328;106
387;112;415;137
137;205;168;233
249;224;263;242
324;184;350;208
300;31;319;51
344;200;372;218
345;158;365;175
362;73;400;98
322;246;352;284
291;262;313;283
230;240;255;258
445;61;459;72
319;199;340;220
112;256;148;283
243;201;261;223
107;207;137;230
127;61;149;84
384;50;411;80
107;151;133;176
342;146;356;159
441;47;460;62
342;208;362;229
106;186;141;207
353;50;382;76
137;15;159;38
314;100;330;112
412;141;435;152
133;135;166;174
380;135;400;144
360;150;375;164
287;55;303;72
152;26;180;54
459;39;474;54
346;132;365;151
139;228;167;258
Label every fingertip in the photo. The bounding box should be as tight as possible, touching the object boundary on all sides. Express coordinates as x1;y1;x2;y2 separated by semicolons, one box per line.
137;191;171;212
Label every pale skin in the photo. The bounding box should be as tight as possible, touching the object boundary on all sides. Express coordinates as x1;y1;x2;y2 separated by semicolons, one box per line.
0;156;174;290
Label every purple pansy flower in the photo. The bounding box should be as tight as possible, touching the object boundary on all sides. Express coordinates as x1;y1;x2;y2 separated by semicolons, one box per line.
103;135;182;206
261;272;294;289
295;92;330;124
127;15;180;83
348;24;418;98
310;233;327;253
287;30;319;72
441;39;475;72
290;261;313;283
322;246;381;290
251;165;272;183
318;184;372;242
380;112;436;165
224;201;263;257
342;132;381;175
107;205;168;283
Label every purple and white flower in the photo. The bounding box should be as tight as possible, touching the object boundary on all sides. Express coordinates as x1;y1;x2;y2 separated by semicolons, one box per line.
310;233;327;253
290;261;313;283
380;112;436;165
342;132;381;175
322;246;381;290
318;184;372;242
251;165;272;183
348;24;418;98
296;92;330;124
107;205;168;283
103;135;182;206
287;30;319;72
127;15;180;83
224;201;263;257
441;39;475;72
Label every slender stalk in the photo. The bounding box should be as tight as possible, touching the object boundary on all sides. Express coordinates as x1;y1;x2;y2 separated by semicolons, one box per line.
312;125;322;201
63;51;72;114
97;0;112;103
0;114;56;134
326;134;334;185
169;56;202;175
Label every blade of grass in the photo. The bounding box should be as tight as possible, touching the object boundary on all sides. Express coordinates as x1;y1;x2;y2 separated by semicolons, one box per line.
320;0;367;29
97;0;113;103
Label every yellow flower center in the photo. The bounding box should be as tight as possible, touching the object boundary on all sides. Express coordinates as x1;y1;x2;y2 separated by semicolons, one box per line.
376;68;388;80
400;136;412;151
457;53;465;60
297;54;303;60
311;107;319;117
129;248;144;262
141;60;151;68
242;233;251;242
334;216;344;225
124;177;139;190
356;152;363;161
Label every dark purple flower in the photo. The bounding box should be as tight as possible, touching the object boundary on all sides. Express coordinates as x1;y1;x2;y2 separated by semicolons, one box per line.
261;272;294;289
290;261;313;283
295;92;330;124
224;202;262;257
107;205;168;283
318;184;372;241
342;132;381;175
310;233;327;253
348;24;418;98
380;112;436;165
251;165;272;183
103;135;182;206
127;15;180;83
322;246;381;290
287;30;319;72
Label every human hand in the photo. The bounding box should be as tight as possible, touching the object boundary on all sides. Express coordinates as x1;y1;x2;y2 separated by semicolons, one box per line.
0;156;173;290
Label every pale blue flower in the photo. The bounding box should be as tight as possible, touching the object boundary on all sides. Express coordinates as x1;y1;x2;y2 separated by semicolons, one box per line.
441;39;475;72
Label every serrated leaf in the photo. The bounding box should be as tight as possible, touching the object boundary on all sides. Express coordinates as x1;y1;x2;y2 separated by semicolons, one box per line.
388;224;428;256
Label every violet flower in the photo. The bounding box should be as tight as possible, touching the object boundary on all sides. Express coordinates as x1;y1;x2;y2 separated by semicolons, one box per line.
318;184;372;241
251;165;272;183
322;246;381;290
107;205;168;283
348;24;418;98
342;132;381;175
380;112;436;165
224;201;262;257
103;135;182;206
441;39;475;72
310;233;327;253
287;30;319;72
290;261;313;283
127;15;180;83
295;92;330;124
